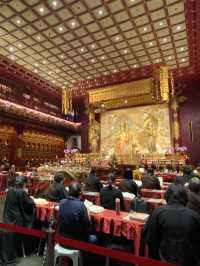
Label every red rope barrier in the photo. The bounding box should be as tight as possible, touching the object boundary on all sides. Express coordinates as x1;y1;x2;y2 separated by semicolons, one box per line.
0;223;46;238
0;222;178;266
55;234;178;266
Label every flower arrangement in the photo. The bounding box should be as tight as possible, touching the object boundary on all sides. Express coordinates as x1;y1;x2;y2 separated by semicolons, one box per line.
174;146;187;152
167;146;187;153
166;146;188;160
64;148;79;154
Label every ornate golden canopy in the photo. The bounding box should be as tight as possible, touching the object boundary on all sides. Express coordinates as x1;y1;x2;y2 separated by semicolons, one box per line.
88;66;169;110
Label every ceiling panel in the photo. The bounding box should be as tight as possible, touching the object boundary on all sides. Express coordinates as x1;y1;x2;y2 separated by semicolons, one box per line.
0;0;189;89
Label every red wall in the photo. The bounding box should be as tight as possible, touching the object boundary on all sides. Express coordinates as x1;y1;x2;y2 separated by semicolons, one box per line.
179;77;200;165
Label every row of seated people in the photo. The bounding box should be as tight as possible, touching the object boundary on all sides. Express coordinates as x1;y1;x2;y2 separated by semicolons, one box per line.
2;170;200;266
82;165;200;194
133;163;200;181
46;167;200;265
47;165;200;212
2;163;200;265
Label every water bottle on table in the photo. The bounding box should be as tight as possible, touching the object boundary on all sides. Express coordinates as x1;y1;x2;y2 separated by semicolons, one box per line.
115;198;120;215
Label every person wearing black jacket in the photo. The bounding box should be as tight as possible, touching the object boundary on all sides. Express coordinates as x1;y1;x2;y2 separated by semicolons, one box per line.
84;169;102;192
141;168;161;190
100;173;125;211
1;176;36;264
187;177;200;216
118;168;138;196
144;184;200;266
47;172;68;202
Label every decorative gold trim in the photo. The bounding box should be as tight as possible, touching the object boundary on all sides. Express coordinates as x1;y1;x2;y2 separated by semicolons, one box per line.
97;94;155;110
62;88;72;114
89;78;153;104
160;66;169;102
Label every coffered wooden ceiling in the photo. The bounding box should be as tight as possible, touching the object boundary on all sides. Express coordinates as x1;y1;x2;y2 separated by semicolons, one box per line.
0;0;190;90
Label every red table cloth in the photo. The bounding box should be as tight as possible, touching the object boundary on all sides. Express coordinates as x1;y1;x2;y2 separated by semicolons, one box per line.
35;201;146;256
36;202;56;222
82;192;133;210
140;188;165;199
82;192;100;205
89;209;145;256
27;179;50;196
82;192;165;213
156;173;176;182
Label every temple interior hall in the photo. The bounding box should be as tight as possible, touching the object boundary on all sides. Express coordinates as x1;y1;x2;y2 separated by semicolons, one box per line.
0;0;200;266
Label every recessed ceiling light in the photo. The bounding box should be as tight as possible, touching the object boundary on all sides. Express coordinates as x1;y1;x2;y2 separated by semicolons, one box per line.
159;22;163;26
87;76;90;79
37;35;41;40
143;27;147;32
64;81;68;85
181;58;185;62
113;69;117;73
39;7;44;13
115;36;120;41
124;49;128;53
91;44;95;49
168;56;172;60
71;21;76;27
124;100;128;104
91;59;95;63
80;48;84;52
16;19;21;24
42;60;47;64
101;56;105;60
9;47;14;52
60;54;64;58
52;80;56;83
156;59;160;63
73;64;76;68
48;71;52;75
101;103;105;107
104;71;108;75
176;25;181;30
10;55;15;60
134;64;137;68
18;43;22;48
59;26;63;32
34;69;38;73
52;1;57;6
180;47;184;51
149;42;153;46
98;10;103;15
34;63;39;67
163;38;167;42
